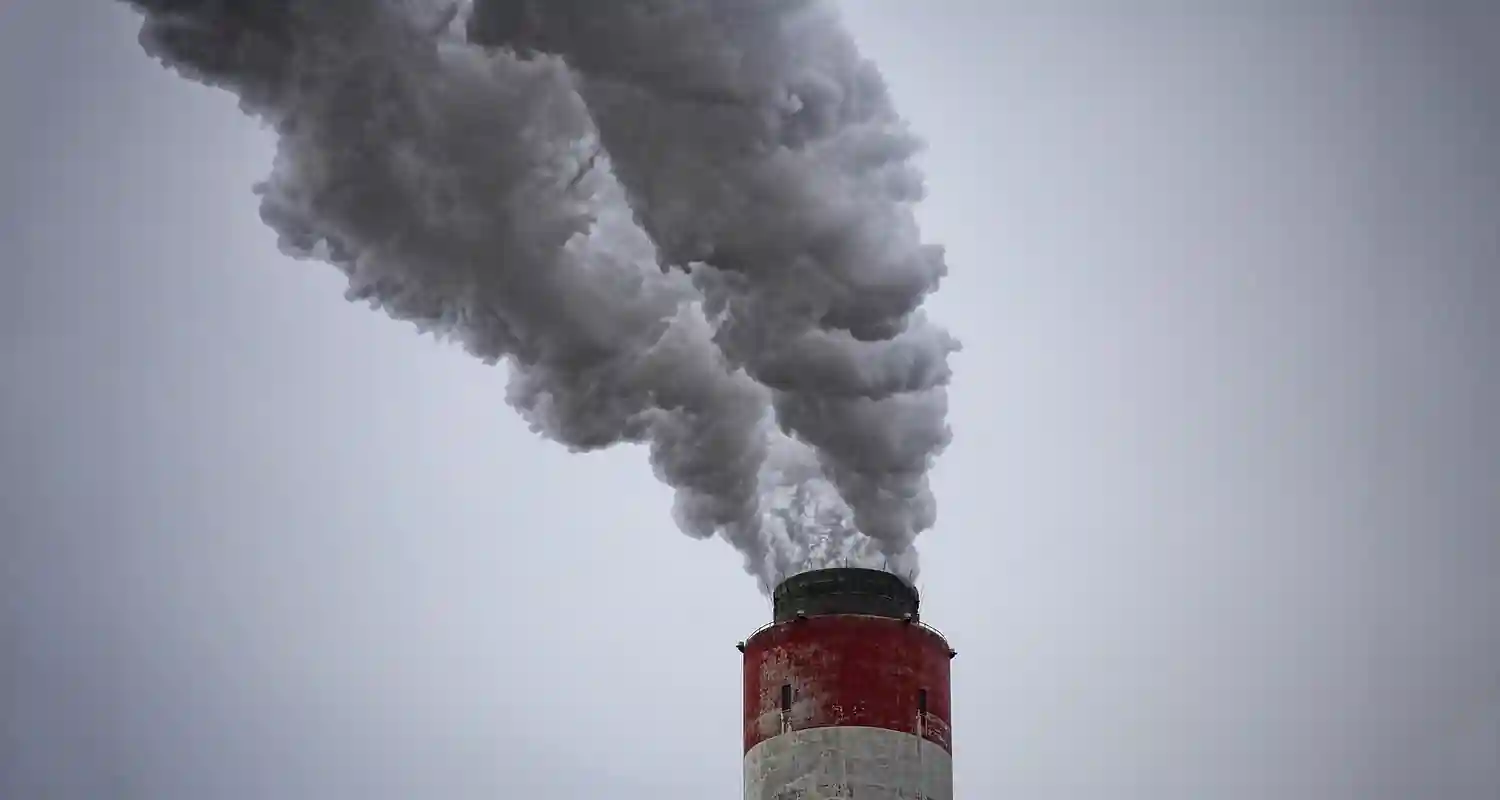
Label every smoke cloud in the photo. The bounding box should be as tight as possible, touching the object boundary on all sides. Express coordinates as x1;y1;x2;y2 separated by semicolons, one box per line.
119;0;954;591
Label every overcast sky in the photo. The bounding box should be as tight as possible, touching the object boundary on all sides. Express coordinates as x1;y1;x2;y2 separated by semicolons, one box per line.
3;2;1498;798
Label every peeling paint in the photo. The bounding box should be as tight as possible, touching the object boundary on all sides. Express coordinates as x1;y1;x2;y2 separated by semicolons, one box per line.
742;615;953;754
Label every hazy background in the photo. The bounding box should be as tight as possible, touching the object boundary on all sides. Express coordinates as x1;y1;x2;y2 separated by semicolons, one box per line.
3;2;1497;798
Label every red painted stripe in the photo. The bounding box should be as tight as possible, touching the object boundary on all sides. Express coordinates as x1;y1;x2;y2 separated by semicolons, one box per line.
742;615;952;754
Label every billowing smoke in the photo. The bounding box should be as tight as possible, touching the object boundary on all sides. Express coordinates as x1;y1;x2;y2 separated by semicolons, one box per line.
120;0;954;592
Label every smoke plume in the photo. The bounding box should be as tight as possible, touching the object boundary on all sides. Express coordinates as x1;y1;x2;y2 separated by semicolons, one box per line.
119;0;954;592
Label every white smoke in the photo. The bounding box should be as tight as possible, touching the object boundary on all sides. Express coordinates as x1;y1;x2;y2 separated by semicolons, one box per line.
120;0;951;592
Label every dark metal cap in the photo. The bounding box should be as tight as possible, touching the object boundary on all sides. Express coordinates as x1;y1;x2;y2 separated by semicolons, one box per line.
771;567;919;623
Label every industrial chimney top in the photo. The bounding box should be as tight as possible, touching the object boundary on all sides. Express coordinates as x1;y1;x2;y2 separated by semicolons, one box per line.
771;567;919;623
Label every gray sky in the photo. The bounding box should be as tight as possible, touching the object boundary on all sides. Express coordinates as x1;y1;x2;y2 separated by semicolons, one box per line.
3;2;1498;798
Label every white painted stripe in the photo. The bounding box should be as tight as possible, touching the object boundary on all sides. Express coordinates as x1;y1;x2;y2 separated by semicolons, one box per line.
743;725;953;800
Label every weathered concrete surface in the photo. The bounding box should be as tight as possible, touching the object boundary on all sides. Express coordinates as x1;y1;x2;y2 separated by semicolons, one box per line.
744;726;953;800
743;615;952;754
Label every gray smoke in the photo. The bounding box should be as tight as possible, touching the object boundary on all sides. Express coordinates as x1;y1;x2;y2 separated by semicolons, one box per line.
119;0;952;591
468;0;958;557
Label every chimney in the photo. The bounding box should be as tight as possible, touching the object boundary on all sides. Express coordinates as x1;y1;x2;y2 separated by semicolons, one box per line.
741;568;955;799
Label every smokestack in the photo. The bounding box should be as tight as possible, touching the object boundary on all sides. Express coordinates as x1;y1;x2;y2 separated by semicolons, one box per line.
740;568;955;799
